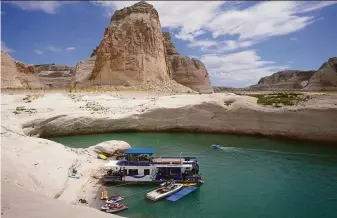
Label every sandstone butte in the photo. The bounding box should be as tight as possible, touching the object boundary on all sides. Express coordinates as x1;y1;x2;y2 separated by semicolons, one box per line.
82;1;213;93
1;2;213;94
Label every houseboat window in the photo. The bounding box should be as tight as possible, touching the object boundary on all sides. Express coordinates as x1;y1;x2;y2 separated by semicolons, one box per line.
128;169;138;175
144;169;150;175
170;168;181;176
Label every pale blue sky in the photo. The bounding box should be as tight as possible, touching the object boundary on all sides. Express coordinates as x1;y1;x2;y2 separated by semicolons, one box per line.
2;1;337;87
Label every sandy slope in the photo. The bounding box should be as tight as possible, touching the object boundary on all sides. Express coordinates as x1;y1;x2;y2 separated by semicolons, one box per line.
1;182;120;218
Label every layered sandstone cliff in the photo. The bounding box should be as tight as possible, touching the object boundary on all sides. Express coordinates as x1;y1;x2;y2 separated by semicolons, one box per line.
1;52;25;88
163;32;213;93
72;56;96;85
1;51;42;89
249;57;337;91
36;64;75;88
89;2;170;86
304;57;337;90
1;52;76;89
250;70;315;90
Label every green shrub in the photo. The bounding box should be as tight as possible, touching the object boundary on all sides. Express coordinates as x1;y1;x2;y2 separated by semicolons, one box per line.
67;84;73;93
247;92;309;107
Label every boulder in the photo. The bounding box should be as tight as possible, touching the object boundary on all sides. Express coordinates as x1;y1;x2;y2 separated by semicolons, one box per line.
91;140;131;157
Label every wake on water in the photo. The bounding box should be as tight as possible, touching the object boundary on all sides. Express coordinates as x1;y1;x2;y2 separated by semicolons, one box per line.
210;144;337;158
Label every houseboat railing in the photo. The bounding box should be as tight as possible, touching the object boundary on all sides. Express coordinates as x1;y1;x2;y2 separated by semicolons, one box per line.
116;160;196;166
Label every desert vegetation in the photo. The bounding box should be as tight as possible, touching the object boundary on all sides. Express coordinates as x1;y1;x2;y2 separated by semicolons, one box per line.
239;92;311;107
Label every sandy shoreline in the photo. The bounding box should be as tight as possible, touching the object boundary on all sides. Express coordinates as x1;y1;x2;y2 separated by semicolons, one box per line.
1;90;337;217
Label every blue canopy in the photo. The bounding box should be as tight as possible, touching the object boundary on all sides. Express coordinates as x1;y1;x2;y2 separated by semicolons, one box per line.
124;148;155;154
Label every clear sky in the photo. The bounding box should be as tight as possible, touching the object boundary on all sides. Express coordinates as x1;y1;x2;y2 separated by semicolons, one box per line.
1;1;337;87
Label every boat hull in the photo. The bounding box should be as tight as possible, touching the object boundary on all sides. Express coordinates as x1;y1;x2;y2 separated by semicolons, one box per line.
146;184;184;201
105;205;128;213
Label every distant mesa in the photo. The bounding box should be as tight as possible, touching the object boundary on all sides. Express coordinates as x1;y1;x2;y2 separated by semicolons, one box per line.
248;57;337;91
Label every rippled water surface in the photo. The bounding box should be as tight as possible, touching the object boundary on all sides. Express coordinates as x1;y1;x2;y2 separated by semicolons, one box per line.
50;133;337;218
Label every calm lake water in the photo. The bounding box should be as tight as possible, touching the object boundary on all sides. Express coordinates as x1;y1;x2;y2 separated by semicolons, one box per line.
50;132;337;218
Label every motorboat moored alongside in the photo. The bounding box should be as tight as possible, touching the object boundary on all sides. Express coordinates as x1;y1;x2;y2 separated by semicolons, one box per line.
106;195;124;204
146;181;183;201
105;203;128;213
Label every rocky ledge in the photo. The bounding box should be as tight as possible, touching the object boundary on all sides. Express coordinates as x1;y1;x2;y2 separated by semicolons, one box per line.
36;64;75;88
10;93;336;142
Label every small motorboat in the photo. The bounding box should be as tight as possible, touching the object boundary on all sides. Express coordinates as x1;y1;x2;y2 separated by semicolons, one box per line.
101;202;126;211
211;144;222;149
146;181;183;201
106;195;124;204
101;203;111;211
105;203;128;213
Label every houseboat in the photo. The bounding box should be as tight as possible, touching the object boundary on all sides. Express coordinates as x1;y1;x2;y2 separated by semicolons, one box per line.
103;148;203;184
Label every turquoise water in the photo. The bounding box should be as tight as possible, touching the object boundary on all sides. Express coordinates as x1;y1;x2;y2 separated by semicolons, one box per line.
50;133;337;218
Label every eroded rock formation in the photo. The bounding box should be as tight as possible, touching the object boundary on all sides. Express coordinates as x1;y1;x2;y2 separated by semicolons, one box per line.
1;51;42;89
250;70;315;90
1;2;213;92
163;32;213;93
1;52;25;88
89;2;170;86
1;52;76;89
72;56;97;85
304;57;337;90
249;57;337;91
84;2;213;93
36;64;75;88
